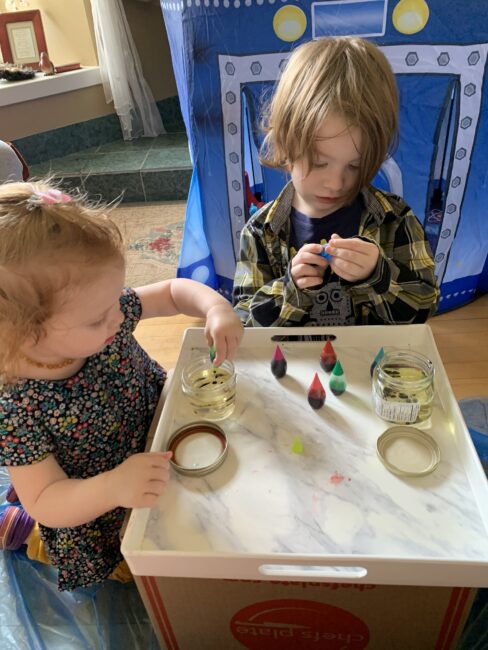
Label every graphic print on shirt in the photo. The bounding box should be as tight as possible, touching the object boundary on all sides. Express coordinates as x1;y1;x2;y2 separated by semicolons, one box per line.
308;279;355;327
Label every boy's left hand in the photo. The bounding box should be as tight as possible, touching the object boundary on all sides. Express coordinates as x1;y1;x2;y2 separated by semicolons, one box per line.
204;304;243;365
325;234;380;283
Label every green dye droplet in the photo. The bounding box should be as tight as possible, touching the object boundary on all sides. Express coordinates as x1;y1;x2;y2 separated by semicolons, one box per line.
330;360;347;395
331;360;344;376
330;376;347;396
209;345;216;363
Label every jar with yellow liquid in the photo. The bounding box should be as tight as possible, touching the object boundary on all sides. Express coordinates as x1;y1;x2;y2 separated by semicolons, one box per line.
372;350;434;424
181;354;236;421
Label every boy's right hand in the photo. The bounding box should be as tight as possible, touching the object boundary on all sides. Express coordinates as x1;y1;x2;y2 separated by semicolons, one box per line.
108;451;172;509
291;243;329;289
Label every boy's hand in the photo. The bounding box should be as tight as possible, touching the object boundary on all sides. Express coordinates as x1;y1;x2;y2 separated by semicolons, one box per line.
204;303;243;365
291;243;329;289
108;452;172;509
326;234;379;282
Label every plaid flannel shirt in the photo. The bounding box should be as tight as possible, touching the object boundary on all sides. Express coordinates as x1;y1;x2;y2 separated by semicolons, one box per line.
233;181;439;327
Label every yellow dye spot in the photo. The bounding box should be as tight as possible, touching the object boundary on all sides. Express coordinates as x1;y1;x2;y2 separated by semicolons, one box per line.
291;436;304;455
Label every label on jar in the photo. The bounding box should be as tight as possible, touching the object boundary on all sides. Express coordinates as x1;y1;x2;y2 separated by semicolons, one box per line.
373;394;421;423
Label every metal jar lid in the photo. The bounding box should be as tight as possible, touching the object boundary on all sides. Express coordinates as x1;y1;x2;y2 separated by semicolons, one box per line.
166;421;228;477
377;426;441;477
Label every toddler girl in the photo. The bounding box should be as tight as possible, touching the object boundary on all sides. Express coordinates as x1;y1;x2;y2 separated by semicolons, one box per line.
0;181;243;590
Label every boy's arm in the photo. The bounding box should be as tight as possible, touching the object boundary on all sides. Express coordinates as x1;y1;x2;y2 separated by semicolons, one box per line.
232;223;317;326
346;211;439;324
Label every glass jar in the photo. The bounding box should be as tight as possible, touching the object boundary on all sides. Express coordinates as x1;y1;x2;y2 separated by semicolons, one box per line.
372;350;434;424
181;354;236;421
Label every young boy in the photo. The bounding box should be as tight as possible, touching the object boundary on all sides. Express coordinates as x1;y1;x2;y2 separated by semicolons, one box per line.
233;37;439;327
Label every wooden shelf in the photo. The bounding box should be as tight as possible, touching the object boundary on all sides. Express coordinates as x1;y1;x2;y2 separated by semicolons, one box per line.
0;66;100;107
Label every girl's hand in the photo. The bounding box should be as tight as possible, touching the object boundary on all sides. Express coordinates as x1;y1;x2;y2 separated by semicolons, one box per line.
204;304;243;366
326;234;379;282
291;243;329;289
108;452;172;509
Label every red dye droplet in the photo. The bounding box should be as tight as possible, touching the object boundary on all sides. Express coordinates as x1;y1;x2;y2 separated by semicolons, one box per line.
330;472;345;485
320;339;337;372
308;372;326;409
271;344;287;378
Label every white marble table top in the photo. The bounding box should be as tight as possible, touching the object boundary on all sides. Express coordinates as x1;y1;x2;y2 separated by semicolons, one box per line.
127;326;488;585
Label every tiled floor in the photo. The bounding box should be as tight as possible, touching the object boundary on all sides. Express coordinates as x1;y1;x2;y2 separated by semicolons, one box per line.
29;132;192;203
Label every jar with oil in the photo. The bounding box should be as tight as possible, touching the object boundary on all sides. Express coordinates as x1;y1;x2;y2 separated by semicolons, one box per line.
181;354;236;421
372;350;434;424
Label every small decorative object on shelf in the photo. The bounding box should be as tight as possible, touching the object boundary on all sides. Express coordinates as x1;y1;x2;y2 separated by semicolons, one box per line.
0;10;47;70
39;51;55;76
0;62;35;82
54;62;81;74
5;0;30;10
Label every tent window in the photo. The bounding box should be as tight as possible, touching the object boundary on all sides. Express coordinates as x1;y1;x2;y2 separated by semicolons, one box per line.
425;79;460;255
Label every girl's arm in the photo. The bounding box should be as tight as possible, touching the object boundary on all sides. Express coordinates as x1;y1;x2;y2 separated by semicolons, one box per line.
135;279;243;365
7;451;171;528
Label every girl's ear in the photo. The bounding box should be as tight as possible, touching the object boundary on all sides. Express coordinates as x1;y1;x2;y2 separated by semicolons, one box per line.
21;337;36;351
21;330;42;350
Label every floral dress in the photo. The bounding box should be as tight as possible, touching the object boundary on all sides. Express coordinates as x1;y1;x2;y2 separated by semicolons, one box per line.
0;288;166;590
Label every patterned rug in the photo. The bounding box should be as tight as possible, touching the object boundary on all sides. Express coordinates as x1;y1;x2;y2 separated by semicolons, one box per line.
111;201;186;287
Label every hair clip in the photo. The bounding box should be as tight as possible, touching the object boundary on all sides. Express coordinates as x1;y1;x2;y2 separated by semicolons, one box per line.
27;188;72;208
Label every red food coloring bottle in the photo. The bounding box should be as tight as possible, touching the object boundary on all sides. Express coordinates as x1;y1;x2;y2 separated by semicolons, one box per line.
320;339;337;373
308;372;326;409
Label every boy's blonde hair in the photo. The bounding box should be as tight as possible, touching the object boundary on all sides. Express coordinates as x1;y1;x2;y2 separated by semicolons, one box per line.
260;36;399;197
0;181;125;381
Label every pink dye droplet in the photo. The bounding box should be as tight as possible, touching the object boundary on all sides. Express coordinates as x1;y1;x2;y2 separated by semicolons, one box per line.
271;344;287;378
272;345;285;362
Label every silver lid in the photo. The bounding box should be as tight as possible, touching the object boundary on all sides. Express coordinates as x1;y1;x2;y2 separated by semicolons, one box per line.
166;421;228;477
377;426;440;477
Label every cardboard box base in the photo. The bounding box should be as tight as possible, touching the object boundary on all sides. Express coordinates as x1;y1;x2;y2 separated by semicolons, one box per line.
134;576;476;650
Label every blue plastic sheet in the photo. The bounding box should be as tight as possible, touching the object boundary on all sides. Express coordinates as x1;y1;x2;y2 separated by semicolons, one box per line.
459;397;488;477
457;397;488;649
458;589;488;650
0;469;158;650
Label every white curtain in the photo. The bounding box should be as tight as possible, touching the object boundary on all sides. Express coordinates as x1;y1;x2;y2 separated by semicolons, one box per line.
90;0;165;140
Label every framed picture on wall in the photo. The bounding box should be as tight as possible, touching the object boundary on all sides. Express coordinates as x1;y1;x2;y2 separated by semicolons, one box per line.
0;10;48;69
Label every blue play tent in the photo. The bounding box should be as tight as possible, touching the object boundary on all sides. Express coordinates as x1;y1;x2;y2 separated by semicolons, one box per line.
160;0;488;312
